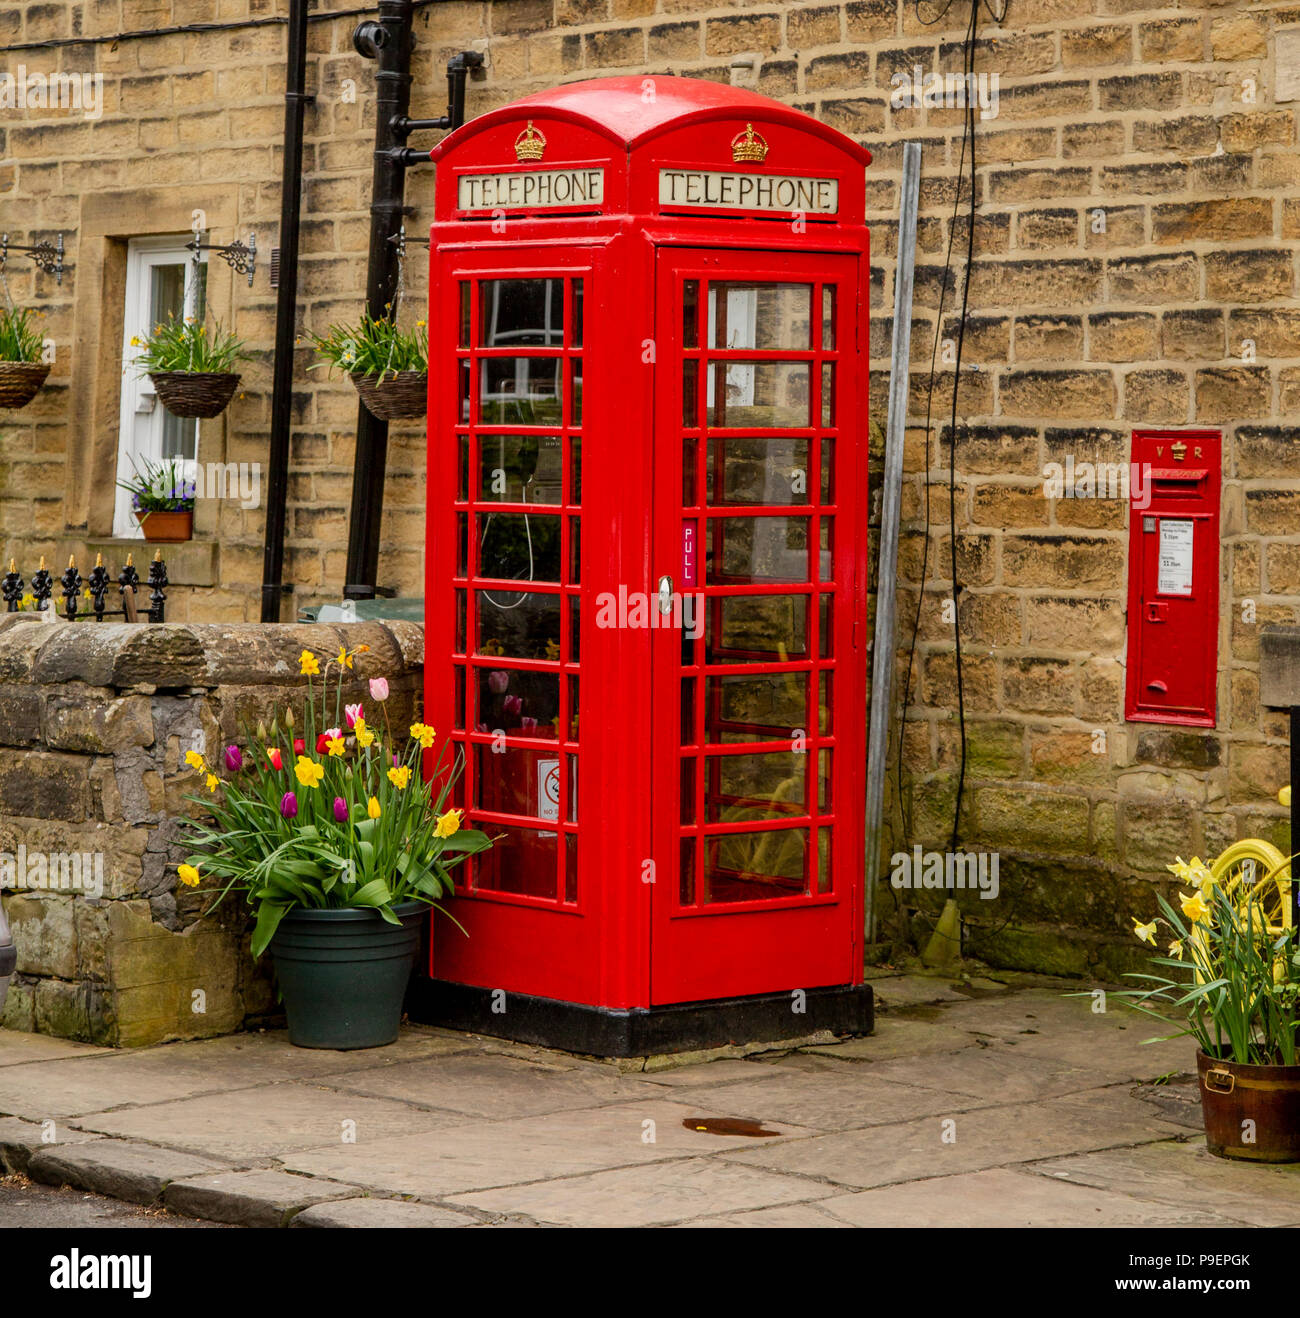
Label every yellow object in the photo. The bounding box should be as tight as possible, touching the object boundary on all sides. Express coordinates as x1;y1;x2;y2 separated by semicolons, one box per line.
1208;838;1292;935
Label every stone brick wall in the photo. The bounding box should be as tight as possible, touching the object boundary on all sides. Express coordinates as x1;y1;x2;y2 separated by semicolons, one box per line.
2;0;1298;975
0;614;423;1045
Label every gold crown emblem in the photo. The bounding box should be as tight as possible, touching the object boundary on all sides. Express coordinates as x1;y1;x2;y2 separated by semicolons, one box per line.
514;121;546;162
731;122;769;164
1171;441;1187;461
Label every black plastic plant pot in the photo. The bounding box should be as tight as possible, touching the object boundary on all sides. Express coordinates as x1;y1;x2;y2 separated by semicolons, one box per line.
269;901;425;1050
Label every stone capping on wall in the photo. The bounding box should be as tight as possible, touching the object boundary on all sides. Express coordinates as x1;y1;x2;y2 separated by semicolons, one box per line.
0;616;426;1048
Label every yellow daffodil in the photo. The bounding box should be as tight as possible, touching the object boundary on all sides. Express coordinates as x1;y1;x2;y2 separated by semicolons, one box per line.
299;650;320;676
184;749;206;772
409;722;435;750
337;645;353;670
326;736;345;757
178;863;200;887
205;773;219;793
1169;939;1184;959
388;765;411;789
367;795;381;819
1168;855;1213;896
294;755;325;789
1180;888;1211;924
1281;785;1292;808
354;718;375;749
434;808;462;839
1132;918;1157;946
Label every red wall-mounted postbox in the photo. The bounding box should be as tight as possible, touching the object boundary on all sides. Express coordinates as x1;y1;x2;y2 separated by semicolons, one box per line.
416;77;874;1055
1124;429;1222;728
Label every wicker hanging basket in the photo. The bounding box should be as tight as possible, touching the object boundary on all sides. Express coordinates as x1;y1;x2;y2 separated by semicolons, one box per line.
149;371;240;419
0;361;51;410
350;370;428;421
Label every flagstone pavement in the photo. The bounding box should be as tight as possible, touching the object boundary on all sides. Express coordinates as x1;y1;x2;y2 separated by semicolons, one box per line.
1;974;1297;1228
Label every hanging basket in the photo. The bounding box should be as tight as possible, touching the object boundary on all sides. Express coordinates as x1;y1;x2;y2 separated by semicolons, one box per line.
350;370;428;421
0;361;51;410
149;371;240;419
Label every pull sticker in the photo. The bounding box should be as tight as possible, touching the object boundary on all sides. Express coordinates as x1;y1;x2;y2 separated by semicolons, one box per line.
681;521;698;587
1157;519;1194;596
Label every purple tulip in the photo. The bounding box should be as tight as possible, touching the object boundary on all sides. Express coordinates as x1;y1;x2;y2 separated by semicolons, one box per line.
488;670;510;694
503;695;522;718
280;791;298;820
224;745;243;772
333;796;349;823
520;716;537;732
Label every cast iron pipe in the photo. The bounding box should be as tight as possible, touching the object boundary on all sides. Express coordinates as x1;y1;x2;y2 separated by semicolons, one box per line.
343;8;481;600
259;0;312;622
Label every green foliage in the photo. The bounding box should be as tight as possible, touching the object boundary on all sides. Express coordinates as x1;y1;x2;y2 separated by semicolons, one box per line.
117;454;196;514
180;645;492;957
0;307;45;364
132;313;249;374
1098;879;1300;1067
307;309;428;383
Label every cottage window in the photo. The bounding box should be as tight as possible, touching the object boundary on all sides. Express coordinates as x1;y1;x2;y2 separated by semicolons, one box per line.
113;237;208;537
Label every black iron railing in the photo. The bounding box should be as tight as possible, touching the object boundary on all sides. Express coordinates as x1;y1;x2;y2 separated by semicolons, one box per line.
2;551;167;622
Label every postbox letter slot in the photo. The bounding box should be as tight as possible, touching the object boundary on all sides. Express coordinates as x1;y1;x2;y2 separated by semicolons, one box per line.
1146;679;1168;693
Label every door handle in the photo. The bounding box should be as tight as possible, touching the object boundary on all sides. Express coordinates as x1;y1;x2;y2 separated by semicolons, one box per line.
657;575;673;615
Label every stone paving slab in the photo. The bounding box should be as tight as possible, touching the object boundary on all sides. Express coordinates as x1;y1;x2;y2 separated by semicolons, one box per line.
73;1080;460;1161
907;990;1190;1078
797;1016;979;1062
282;1099;814;1200
817;1166;1236;1227
861;1042;1134;1103
0;1028;472;1122
719;1087;1187;1191
679;1068;982;1133
445;1156;837;1227
1034;1139;1300;1227
0;1116;100;1174
324;1051;660;1119
290;1197;478;1228
635;1058;799;1088
27;1140;232;1206
671;1201;853;1227
865;974;990;1009
0;1032;106;1066
164;1170;363;1228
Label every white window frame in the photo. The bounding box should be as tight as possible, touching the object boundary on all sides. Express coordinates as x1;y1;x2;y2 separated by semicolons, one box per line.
114;237;207;538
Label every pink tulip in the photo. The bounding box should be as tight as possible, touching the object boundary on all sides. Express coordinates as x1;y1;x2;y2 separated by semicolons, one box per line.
345;702;363;729
487;671;509;694
223;745;243;772
520;716;537;732
369;677;389;702
333;796;349;822
504;695;522;717
280;791;298;820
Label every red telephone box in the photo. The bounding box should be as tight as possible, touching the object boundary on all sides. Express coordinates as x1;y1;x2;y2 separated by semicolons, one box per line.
417;76;874;1055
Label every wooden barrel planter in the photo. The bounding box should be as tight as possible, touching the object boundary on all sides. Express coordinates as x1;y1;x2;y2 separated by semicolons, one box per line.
149;371;240;419
350;370;428;421
1198;1050;1300;1162
0;361;51;410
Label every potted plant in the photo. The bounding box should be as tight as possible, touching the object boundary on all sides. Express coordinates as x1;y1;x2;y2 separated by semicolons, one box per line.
308;309;428;420
117;455;196;542
0;306;50;410
179;644;491;1049
131;313;248;419
1115;854;1300;1162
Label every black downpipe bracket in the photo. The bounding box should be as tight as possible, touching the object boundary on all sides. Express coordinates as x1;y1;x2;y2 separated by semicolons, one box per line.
343;1;481;601
259;0;312;623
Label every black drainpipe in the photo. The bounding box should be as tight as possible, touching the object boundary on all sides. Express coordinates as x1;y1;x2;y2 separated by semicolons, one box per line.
343;0;481;601
259;0;311;623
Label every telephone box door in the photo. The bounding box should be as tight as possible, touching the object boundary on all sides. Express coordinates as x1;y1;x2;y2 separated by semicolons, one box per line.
650;247;867;1005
